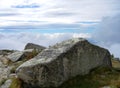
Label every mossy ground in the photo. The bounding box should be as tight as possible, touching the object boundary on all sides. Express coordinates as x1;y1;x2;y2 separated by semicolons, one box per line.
58;67;120;88
59;59;120;88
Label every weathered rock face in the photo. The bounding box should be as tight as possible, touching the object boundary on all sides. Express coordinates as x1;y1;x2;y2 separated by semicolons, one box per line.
16;38;112;88
24;43;46;51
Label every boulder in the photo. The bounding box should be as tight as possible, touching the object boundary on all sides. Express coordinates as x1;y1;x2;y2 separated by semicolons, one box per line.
16;38;112;88
7;51;24;62
24;43;46;51
7;49;37;62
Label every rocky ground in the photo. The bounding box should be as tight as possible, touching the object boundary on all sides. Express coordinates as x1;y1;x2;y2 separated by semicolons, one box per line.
0;58;12;88
0;39;120;88
1;58;120;88
0;43;45;88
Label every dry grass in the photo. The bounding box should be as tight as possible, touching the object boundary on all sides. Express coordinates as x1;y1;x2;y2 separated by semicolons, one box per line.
58;67;120;88
112;59;120;69
25;49;39;60
9;77;22;88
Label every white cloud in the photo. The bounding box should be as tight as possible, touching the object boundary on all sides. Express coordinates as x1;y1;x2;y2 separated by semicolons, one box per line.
0;32;91;50
0;0;119;28
109;44;120;58
93;14;120;58
0;0;120;58
94;14;120;45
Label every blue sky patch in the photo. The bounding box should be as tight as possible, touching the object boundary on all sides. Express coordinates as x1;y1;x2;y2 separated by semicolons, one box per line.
12;3;40;8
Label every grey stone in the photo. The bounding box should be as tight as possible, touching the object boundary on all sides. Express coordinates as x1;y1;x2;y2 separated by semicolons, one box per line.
0;79;12;88
0;50;14;56
24;43;46;51
23;49;34;52
0;61;12;83
0;56;10;65
7;49;37;62
101;86;111;88
9;74;17;79
7;51;24;62
16;38;112;88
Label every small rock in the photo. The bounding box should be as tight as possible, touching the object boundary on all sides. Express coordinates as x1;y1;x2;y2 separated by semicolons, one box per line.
0;79;12;88
7;51;24;62
9;74;17;79
103;86;110;88
0;56;10;65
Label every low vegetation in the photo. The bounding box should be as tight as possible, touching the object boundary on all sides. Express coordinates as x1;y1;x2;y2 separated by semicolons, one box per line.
58;67;120;88
25;49;39;60
9;77;22;88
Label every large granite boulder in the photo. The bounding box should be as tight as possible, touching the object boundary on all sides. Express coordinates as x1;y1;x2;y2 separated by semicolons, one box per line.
16;38;112;88
24;43;46;51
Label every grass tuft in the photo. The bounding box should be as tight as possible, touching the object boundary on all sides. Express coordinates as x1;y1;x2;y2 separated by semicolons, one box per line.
9;77;22;88
25;49;39;60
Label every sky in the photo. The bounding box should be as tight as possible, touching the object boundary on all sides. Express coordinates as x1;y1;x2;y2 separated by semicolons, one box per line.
0;0;120;58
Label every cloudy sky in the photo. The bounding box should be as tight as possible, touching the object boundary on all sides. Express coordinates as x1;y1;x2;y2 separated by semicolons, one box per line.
0;0;120;57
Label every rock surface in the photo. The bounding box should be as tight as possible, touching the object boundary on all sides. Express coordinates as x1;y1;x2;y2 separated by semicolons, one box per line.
0;57;25;88
0;61;8;79
0;56;10;65
0;61;12;85
7;51;24;62
16;38;112;88
24;43;46;51
0;79;12;88
7;49;38;62
0;50;14;56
